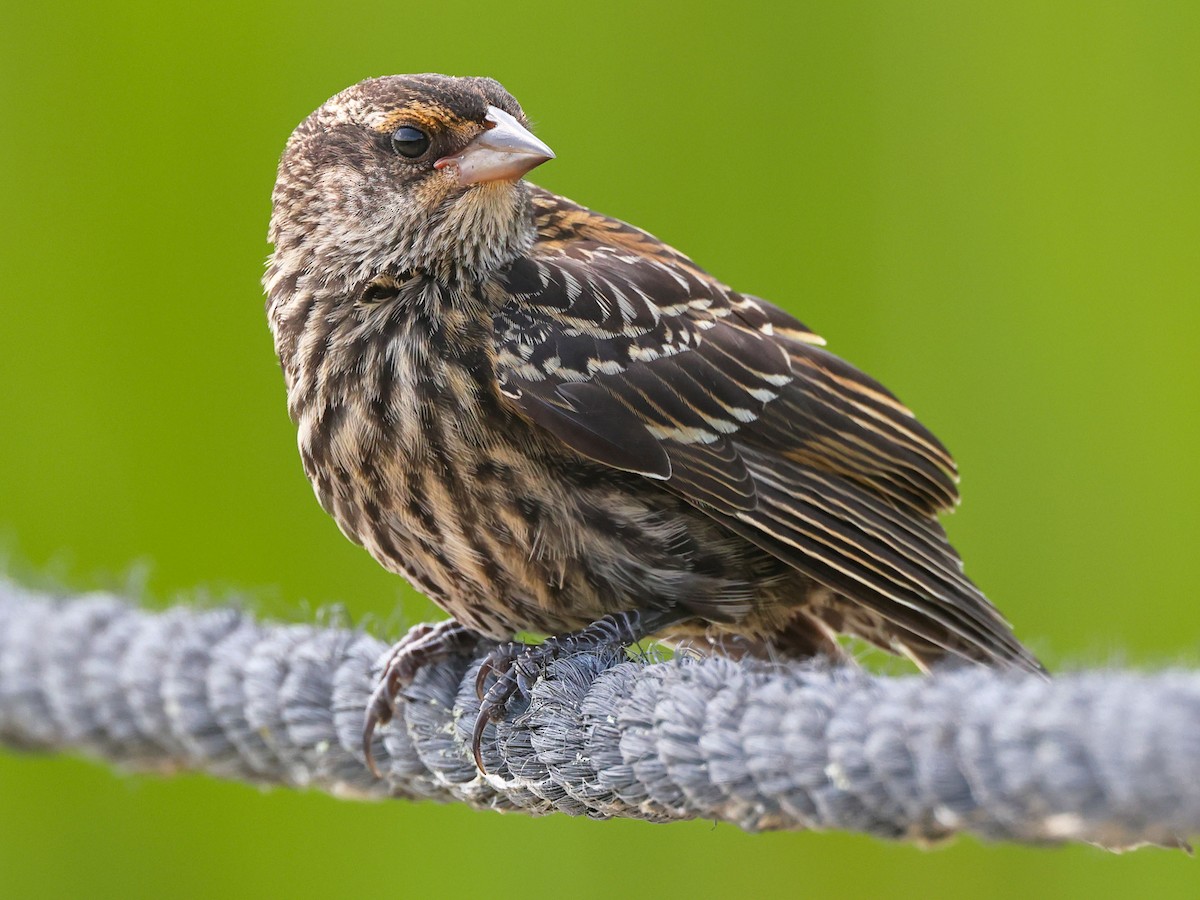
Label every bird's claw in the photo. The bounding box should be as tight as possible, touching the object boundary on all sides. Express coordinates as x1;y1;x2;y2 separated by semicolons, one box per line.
471;640;561;772
362;619;476;779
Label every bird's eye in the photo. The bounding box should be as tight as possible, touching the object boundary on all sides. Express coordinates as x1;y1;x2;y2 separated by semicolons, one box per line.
391;126;430;159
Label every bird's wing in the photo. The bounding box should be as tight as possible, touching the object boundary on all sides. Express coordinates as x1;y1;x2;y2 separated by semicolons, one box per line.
493;240;792;514
490;190;1038;670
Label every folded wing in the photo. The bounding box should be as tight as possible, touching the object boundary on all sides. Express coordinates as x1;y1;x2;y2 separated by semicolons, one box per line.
491;190;1040;671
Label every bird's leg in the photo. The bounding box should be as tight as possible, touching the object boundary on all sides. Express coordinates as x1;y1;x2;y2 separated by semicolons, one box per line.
471;607;685;772
363;618;479;777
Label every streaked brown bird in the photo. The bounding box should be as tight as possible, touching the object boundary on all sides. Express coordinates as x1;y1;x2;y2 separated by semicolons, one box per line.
265;74;1043;771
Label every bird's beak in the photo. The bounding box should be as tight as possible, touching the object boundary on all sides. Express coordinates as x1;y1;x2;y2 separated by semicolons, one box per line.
436;106;554;186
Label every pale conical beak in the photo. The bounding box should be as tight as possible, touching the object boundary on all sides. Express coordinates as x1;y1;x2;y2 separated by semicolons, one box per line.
435;106;554;186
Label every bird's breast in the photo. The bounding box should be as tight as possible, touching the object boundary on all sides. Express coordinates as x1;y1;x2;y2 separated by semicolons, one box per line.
282;287;557;633
294;295;500;523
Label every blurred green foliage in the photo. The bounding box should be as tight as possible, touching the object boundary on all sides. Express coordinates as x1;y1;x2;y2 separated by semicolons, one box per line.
1;2;1197;897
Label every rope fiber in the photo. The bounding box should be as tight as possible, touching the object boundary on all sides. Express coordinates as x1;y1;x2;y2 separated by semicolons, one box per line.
1;579;1197;850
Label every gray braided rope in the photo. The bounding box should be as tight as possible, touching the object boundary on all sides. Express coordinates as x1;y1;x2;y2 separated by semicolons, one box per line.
1;579;1197;850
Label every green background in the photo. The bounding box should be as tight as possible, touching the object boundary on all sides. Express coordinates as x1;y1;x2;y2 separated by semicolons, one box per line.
1;2;1197;897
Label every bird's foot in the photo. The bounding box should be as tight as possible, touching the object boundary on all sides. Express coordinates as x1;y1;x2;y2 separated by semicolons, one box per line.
363;619;477;778
470;608;679;772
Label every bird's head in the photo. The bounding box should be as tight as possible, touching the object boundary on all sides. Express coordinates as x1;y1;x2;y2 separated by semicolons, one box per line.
267;74;554;288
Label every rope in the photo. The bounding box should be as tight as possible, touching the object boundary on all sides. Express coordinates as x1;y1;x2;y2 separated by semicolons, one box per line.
1;579;1196;850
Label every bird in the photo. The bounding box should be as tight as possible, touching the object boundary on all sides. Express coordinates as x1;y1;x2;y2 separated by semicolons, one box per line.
263;74;1044;773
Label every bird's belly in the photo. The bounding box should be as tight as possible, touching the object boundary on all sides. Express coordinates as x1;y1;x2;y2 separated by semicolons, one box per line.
306;393;775;638
346;442;677;638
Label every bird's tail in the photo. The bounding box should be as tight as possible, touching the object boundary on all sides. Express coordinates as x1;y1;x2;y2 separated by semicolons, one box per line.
721;448;1045;674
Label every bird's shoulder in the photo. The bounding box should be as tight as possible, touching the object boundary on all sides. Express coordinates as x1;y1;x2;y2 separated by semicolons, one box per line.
528;187;710;272
512;187;825;342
